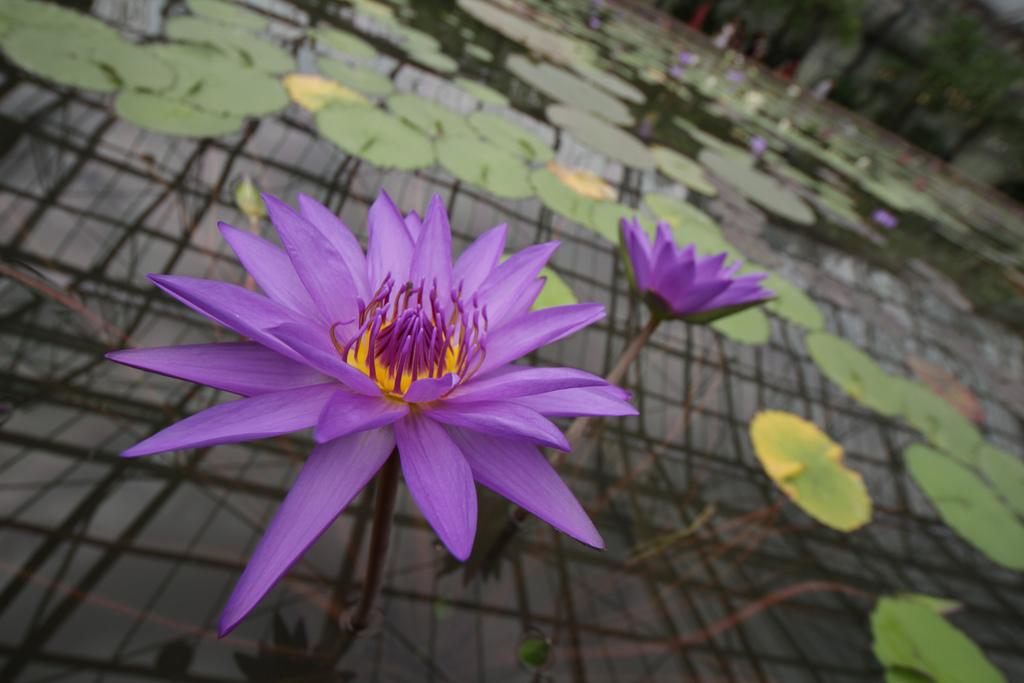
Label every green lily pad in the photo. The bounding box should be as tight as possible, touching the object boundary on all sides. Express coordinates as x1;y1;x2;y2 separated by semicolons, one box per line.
533;267;578;309
762;273;824;331
975;444;1024;517
0;0;118;37
749;410;872;531
310;26;376;59
712;307;771;346
317;104;434;170
468;112;553;163
699;150;816;225
1;28;119;92
457;0;595;65
905;443;1024;571
453;77;509;107
530;168;626;243
387;93;473;139
872;594;1007;683
547;105;654;171
651;146;717;196
891;378;984;460
571;60;646;104
167;16;294;73
149;43;241;97
465;43;493;62
508;55;633;126
186;0;268;31
186;68;287;116
805;332;901;416
436;136;532;199
317;58;393;96
115;91;244;137
408;48;458;74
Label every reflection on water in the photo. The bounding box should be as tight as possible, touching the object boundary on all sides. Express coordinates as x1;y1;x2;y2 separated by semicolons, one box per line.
1;0;1023;681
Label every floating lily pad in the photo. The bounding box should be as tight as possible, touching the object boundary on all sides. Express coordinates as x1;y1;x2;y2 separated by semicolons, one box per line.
891;378;984;460
533;267;578;309
465;43;493;62
317;58;393;96
468;112;553;163
699;150;816;225
283;73;369;112
712;307;771;346
547;161;617;201
762;273;824;331
907;355;984;424
436;136;532;199
547;105;654;170
387;93;473;138
167;16;294;73
872;594;1007;683
186;67;288;116
1;29;119;92
408;48;458;74
508;55;633;126
651;145;717;196
115;91;244;137
457;0;595;65
905;443;1024;571
749;410;872;531
453;77;509;107
805;332;901;416
975;443;1024;518
186;0;268;31
317;104;434;170
571;60;646;104
310;26;376;59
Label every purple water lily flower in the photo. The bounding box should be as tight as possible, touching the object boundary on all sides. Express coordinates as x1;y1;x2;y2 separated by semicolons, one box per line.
588;14;601;29
621;218;773;323
678;50;697;66
725;69;745;83
871;208;898;230
108;191;635;635
749;136;768;159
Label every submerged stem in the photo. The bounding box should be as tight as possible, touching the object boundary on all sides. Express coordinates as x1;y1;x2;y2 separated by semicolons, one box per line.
348;451;401;632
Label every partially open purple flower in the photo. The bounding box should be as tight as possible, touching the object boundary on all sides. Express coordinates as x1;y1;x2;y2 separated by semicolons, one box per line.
588;14;601;29
749;136;768;159
621;218;773;323
108;191;635;635
871;208;898;230
678;50;697;66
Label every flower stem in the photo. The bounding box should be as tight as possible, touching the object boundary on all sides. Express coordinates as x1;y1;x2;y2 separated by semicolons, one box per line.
348;451;400;632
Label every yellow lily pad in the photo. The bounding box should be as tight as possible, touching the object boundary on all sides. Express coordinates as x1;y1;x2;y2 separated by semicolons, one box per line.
283;73;368;112
749;411;872;532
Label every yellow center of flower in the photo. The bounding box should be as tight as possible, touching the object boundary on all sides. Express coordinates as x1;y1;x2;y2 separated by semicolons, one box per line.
330;275;487;397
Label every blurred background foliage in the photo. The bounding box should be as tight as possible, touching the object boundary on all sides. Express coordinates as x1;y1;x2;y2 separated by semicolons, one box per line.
661;0;1024;200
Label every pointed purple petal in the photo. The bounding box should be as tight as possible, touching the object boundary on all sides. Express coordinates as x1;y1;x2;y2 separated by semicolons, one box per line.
477;242;559;327
664;279;731;316
263;194;358;326
513;385;638;418
296;193;370;301
367;191;414;285
426;400;570;451
452;223;507;294
148;274;305;361
107;342;328;396
478;303;605;374
449;366;607;403
268;322;381;396
219;223;319;320
404;211;423;242
394;414;476;560
621;218;653;291
218;428;394;636
122;383;337;457
450;429;603;548
402;373;458;403
408;195;452;296
315;391;408;442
